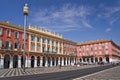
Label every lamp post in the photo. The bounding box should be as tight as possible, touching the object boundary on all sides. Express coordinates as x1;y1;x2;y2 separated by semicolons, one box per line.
23;3;28;72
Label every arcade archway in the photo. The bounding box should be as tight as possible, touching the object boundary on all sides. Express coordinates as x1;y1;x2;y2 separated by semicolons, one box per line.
4;54;10;68
37;56;40;67
13;55;18;68
95;57;98;62
42;57;46;67
31;56;35;68
106;56;109;62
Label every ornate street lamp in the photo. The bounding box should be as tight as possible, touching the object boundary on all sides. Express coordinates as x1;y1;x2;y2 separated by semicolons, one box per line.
23;3;28;72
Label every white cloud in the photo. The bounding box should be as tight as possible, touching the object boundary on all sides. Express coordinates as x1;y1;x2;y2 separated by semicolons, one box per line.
106;28;112;32
97;6;120;25
30;4;93;32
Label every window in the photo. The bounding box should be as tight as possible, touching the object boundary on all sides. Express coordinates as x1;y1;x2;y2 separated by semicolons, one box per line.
37;44;40;51
42;47;46;52
37;37;40;42
0;39;2;48
5;41;11;50
47;39;50;44
42;37;46;43
31;35;35;41
31;43;35;51
14;42;18;49
52;40;54;45
106;45;108;49
6;29;11;37
0;28;3;35
14;31;19;38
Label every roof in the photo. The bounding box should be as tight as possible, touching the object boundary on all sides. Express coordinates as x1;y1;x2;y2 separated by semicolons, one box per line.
77;39;111;46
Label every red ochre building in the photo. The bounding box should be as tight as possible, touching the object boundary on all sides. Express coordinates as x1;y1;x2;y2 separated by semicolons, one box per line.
77;40;120;63
0;21;77;68
0;21;120;69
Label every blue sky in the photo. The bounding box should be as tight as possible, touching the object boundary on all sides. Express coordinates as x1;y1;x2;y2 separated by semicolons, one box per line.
0;0;120;45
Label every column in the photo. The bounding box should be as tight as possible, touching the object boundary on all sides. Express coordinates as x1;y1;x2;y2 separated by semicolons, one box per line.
58;57;60;66
66;57;67;66
27;56;31;68
57;42;60;54
74;57;75;64
45;57;48;67
61;57;64;66
10;56;13;68
18;56;21;68
0;56;4;68
68;57;70;66
40;57;43;67
89;58;91;63
35;36;37;52
25;56;28;67
34;57;37;67
54;58;56;66
50;57;52;67
41;37;43;53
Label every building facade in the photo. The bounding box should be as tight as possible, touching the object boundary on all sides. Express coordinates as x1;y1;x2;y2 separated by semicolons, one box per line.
0;21;77;69
0;21;120;69
77;39;120;63
0;21;29;68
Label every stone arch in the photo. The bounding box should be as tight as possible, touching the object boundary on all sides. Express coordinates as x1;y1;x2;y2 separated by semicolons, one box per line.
48;57;51;67
99;57;103;62
106;56;109;62
37;56;40;67
52;57;55;66
95;57;98;62
56;57;58;66
64;57;66;66
4;54;10;68
42;56;46;67
80;58;82;62
91;57;93;63
31;56;35;68
13;55;18;68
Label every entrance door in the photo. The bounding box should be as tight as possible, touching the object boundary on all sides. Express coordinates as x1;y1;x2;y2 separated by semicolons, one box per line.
4;54;10;68
31;56;35;68
13;55;18;68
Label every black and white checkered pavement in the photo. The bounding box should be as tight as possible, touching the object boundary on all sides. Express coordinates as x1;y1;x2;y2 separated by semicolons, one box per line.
0;65;99;78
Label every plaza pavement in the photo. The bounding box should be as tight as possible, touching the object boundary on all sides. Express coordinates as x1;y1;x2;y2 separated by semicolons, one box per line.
73;65;120;80
0;65;100;78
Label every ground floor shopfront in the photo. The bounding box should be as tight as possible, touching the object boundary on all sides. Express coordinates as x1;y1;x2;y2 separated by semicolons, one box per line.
79;55;120;64
0;51;77;69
